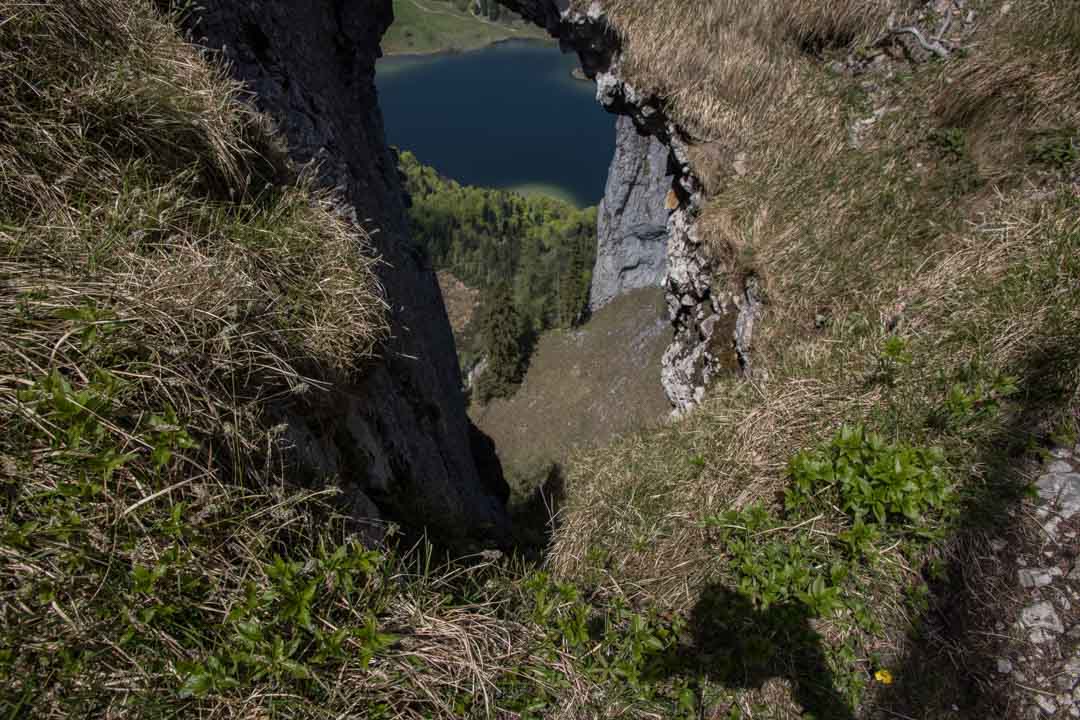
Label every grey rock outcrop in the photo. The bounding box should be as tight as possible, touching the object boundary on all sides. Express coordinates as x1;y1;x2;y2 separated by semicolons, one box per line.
590;116;671;312
185;0;508;546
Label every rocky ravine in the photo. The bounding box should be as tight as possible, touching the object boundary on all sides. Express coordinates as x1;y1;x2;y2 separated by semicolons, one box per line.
498;0;760;413
184;0;509;545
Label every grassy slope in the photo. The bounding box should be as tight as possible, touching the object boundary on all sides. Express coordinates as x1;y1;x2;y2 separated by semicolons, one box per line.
544;0;1080;716
5;1;1080;718
383;0;548;55
0;3;552;718
471;287;671;502
0;1;397;715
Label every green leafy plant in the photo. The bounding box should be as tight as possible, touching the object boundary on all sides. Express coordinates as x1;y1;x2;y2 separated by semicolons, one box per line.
930;127;968;161
1029;128;1079;169
875;336;913;387
786;424;953;526
705;506;848;616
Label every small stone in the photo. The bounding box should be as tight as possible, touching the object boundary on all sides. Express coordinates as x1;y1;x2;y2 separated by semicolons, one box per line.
1020;569;1055;588
1031;628;1056;643
1052;447;1073;459
1021;601;1065;637
1035;695;1057;715
1044;517;1064;539
699;314;721;340
732;153;749;177
998;658;1015;674
1049;460;1074;473
0;455;16;478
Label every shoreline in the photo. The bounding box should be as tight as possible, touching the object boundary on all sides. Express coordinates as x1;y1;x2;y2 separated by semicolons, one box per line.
381;34;555;60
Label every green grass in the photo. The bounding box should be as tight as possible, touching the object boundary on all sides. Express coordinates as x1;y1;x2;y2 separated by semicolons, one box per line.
382;0;549;55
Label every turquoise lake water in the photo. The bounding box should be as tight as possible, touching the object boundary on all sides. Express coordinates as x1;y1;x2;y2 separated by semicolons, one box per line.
376;40;615;207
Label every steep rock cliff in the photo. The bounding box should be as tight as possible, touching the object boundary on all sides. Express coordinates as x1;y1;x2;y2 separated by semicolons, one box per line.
590;116;671;312
184;0;508;544
499;0;755;412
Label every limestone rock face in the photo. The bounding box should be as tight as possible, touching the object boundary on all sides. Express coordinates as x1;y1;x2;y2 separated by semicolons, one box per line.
499;0;748;413
185;0;508;545
590;116;671;312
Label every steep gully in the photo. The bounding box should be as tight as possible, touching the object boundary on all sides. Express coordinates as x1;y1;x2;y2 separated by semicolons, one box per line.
181;0;756;542
501;0;762;412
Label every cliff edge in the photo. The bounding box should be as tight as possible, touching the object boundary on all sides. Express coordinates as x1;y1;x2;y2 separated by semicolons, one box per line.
185;0;509;544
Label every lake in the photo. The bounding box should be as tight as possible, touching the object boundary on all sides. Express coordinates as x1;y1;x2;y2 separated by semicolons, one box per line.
377;40;615;207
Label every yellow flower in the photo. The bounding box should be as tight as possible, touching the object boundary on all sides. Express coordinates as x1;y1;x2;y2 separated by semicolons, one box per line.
875;669;894;685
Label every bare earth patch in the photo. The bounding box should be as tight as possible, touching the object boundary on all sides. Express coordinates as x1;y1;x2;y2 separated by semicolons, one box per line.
436;270;480;334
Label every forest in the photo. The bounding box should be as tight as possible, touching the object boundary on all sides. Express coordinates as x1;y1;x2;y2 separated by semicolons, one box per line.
398;150;597;398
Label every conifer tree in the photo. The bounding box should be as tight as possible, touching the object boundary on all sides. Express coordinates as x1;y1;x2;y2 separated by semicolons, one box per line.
558;237;589;328
476;283;523;402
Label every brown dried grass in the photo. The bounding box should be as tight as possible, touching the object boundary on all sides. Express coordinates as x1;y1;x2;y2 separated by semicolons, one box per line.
550;0;1080;659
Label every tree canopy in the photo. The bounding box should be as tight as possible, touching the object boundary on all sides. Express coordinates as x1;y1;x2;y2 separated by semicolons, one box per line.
398;150;598;397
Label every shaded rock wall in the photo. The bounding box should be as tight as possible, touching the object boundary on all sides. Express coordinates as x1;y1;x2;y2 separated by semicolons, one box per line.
184;0;509;545
590;116;671;312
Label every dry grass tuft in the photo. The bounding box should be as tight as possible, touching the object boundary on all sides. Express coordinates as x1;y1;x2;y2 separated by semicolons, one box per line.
0;0;389;439
936;1;1080;169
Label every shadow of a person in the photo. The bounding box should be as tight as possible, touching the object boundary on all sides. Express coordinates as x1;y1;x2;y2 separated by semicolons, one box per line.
662;585;856;720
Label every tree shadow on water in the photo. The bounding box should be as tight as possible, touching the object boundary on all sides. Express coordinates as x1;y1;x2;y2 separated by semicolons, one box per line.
663;585;855;720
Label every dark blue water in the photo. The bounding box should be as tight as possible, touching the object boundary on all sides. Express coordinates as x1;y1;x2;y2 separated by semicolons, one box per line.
377;40;614;207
